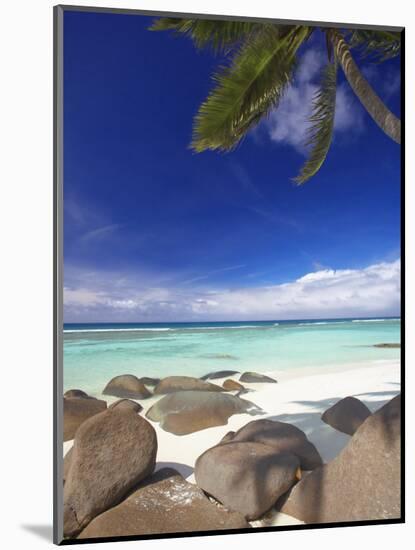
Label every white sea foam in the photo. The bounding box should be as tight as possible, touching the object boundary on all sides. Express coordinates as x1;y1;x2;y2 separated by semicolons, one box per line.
190;325;260;330
64;324;267;334
351;318;399;323
298;321;331;326
64;328;172;334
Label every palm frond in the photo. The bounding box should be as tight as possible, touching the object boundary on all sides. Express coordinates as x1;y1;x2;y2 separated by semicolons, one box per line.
149;18;260;54
348;30;401;62
191;25;309;152
294;61;337;185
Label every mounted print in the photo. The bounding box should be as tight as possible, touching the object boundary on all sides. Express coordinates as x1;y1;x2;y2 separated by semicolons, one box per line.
53;4;404;545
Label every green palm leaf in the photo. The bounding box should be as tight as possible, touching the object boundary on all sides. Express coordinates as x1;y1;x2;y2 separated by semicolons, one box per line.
149;18;260;54
192;25;310;152
348;30;401;62
294;61;337;185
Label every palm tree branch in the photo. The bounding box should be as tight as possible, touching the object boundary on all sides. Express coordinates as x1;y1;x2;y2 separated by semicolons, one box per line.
347;29;401;62
191;25;309;152
294;61;337;185
149;18;261;54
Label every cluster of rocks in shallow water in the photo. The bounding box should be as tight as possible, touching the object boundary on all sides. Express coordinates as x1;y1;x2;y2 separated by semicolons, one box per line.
62;371;401;539
91;371;278;436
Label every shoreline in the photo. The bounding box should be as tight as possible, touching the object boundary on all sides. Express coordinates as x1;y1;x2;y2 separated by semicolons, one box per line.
64;356;400;401
262;356;401;382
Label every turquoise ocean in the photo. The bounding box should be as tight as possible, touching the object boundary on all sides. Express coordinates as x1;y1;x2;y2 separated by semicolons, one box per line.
63;317;401;396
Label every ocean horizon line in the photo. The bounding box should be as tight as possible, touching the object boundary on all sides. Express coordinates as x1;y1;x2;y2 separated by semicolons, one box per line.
64;315;400;325
63;316;401;333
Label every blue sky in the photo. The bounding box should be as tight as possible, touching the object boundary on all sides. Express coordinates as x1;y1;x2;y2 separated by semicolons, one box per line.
63;11;401;322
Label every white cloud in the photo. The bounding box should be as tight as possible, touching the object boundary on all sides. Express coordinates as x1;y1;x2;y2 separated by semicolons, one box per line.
80;224;120;242
64;287;107;307
362;65;401;100
334;83;364;132
265;48;364;154
382;70;400;99
296;49;326;84
64;259;400;322
268;81;318;151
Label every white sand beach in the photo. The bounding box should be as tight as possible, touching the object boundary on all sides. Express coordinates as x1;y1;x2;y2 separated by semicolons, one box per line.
63;358;400;527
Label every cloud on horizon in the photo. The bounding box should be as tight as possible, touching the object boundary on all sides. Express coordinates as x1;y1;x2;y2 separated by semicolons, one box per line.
64;259;400;323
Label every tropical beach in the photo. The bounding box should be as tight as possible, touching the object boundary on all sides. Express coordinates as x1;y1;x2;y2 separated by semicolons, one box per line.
61;8;402;543
62;317;401;537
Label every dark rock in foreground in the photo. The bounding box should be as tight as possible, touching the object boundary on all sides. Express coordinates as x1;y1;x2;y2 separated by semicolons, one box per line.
63;395;107;441
139;377;161;386
280;394;401;523
321;396;371;436
154;376;224;394
201;370;240;380
222;419;323;470
146;391;262;435
222;379;245;392
108;398;143;413
195;442;300;520
64;408;157;538
103;374;151;399
239;372;277;384
78;468;249;538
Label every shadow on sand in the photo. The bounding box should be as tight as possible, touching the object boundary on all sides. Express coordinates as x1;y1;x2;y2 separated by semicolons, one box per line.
155;461;194;479
262;389;400;463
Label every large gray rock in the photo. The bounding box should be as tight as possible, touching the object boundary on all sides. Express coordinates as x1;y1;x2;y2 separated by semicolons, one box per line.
239;372;277;384
195;442;300;520
108;398;143;413
223;419;322;470
154;376;223;394
139;377;160;386
103;374;151;399
63;448;73;484
78;468;250;538
63;408;157;537
64;389;90;399
321;396;371;435
280;394;401;523
220;431;236;443
146;391;261;435
63;396;107;441
201;370;240;380
222;379;246;392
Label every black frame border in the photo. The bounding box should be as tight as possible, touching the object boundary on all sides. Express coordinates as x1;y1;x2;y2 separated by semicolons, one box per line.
53;4;405;545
